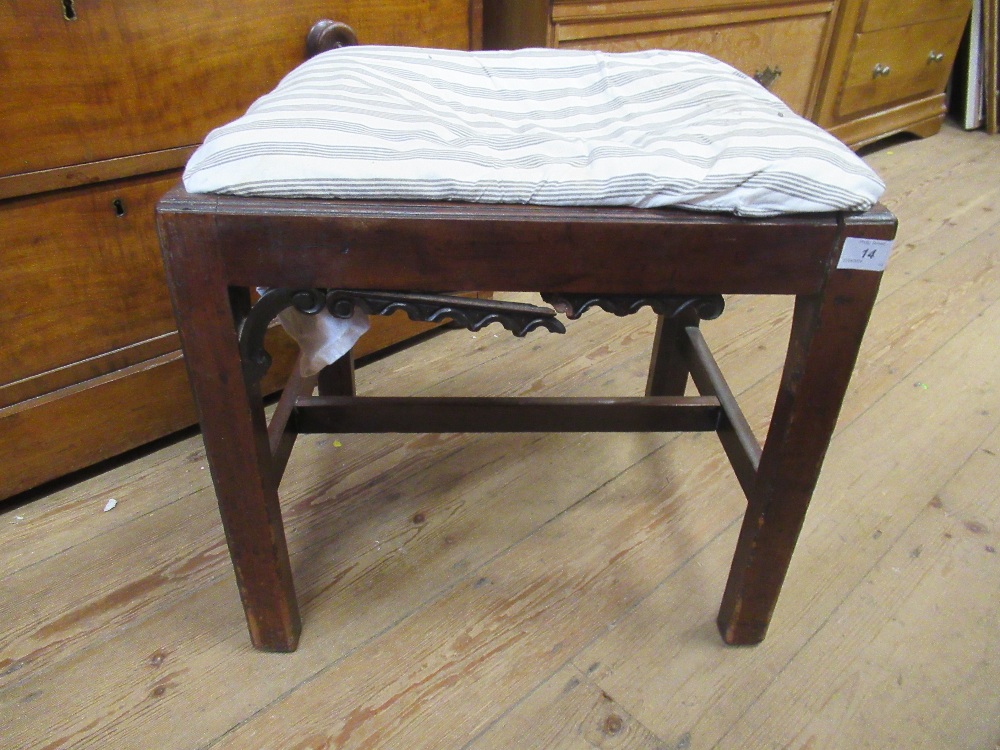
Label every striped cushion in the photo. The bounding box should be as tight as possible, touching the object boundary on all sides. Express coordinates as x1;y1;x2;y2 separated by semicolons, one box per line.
183;46;884;217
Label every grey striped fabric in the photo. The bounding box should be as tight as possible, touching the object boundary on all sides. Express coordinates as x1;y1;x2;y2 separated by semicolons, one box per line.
183;46;884;217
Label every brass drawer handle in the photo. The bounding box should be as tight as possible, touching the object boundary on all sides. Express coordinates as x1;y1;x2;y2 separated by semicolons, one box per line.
752;65;782;90
927;51;945;63
872;63;891;79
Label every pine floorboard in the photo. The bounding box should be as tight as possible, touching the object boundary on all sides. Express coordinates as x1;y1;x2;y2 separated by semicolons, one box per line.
1;122;998;750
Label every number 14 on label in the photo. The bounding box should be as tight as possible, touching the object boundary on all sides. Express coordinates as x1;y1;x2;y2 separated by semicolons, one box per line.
838;237;894;272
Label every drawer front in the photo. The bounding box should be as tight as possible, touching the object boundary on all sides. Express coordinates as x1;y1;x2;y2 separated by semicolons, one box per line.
0;0;473;179
0;173;181;390
0;327;299;499
559;14;830;115
860;0;970;32
552;0;812;22
837;18;967;118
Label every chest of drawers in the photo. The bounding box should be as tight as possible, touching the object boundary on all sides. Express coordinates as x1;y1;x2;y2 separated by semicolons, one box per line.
0;1;478;500
814;0;973;146
483;0;840;116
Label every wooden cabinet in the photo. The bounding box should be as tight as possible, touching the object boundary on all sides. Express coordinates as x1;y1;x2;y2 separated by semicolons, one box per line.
0;1;479;500
483;0;840;116
814;0;973;146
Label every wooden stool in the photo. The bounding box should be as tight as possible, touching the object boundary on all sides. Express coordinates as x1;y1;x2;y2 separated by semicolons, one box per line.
158;190;895;651
157;28;896;651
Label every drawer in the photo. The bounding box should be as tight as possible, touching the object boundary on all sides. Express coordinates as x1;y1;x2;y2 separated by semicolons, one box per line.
559;13;831;115
860;0;970;32
0;173;180;393
0;313;300;499
0;0;473;179
552;0;814;23
837;17;968;118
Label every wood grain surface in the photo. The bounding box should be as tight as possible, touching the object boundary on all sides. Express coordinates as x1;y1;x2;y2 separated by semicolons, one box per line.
0;0;474;179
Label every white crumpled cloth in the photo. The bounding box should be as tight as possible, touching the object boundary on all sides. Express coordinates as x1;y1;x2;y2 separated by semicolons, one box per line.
260;289;370;376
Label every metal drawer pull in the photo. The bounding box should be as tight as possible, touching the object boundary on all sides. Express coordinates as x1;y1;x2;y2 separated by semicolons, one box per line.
752;65;782;90
872;63;891;79
927;51;945;63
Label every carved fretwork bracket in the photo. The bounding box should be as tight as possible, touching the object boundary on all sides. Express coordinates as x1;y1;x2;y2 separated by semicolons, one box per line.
541;293;725;321
323;290;565;337
238;288;328;384
238;289;725;383
238;289;565;383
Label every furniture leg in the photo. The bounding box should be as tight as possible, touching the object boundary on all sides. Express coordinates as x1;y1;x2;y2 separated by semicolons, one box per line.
159;217;301;651
268;358;317;485
717;266;883;644
318;351;356;396
646;306;701;396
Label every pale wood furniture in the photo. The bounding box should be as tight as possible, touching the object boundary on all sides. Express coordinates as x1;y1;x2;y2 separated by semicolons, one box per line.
813;0;974;146
0;1;479;500
482;0;841;116
484;0;978;146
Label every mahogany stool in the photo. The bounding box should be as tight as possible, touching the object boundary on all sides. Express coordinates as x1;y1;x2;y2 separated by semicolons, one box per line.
158;189;895;651
157;29;896;651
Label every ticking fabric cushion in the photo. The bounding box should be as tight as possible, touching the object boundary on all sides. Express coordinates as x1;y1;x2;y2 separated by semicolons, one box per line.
183;46;884;217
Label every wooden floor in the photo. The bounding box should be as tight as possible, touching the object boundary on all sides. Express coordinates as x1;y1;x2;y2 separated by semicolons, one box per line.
2;122;999;750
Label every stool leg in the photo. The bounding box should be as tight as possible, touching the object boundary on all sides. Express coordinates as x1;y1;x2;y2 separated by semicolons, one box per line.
160;220;301;651
717;268;882;645
318;350;356;396
646;307;700;396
